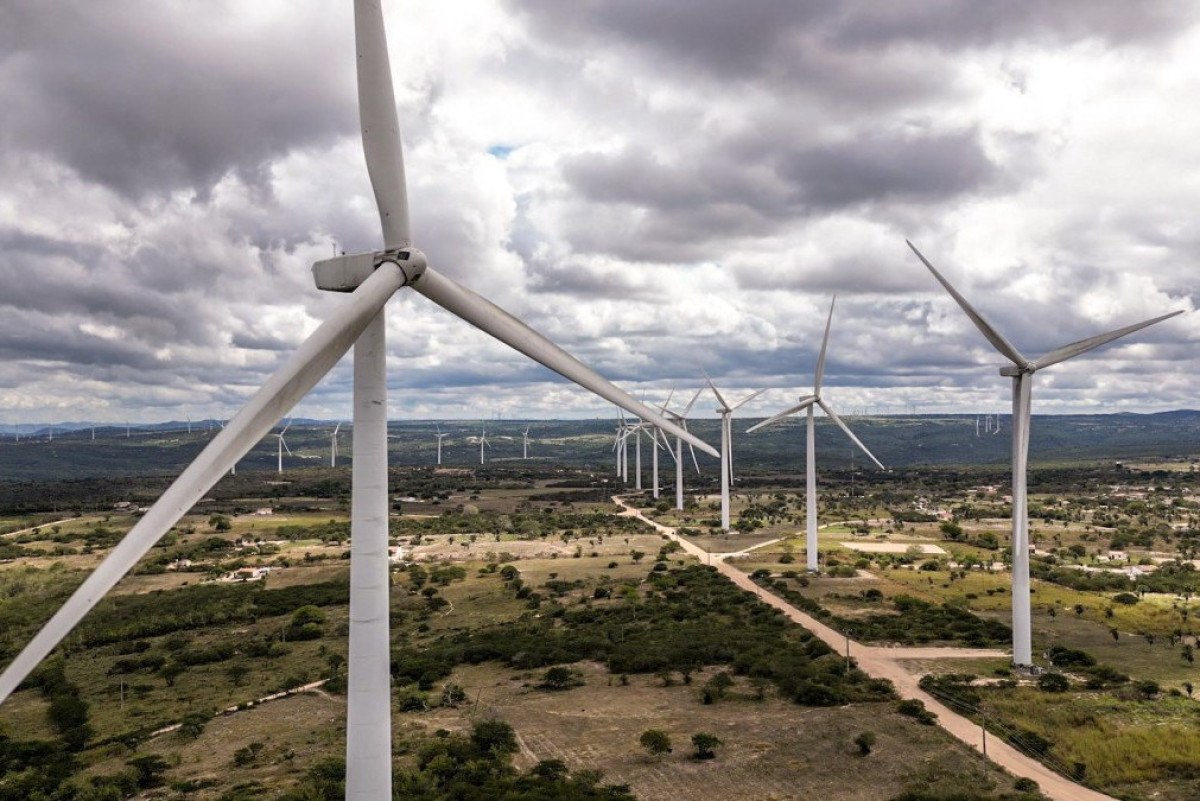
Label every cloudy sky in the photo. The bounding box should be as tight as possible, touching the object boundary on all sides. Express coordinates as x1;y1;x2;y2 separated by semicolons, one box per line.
3;0;1200;426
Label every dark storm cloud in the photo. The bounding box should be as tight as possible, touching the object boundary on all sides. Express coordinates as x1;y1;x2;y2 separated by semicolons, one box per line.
510;0;1190;82
829;1;1193;49
0;2;356;199
777;130;997;209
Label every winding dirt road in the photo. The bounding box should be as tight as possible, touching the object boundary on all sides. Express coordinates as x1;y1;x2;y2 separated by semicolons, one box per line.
614;496;1115;801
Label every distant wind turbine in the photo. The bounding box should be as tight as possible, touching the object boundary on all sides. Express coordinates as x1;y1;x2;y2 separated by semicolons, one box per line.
705;376;766;531
331;422;342;467
659;389;703;511
275;419;292;474
478;426;491;465
907;240;1181;667
435;423;447;465
748;297;885;572
522;425;531;460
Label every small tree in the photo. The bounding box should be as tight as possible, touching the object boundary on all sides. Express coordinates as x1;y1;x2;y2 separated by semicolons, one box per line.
691;732;721;760
540;666;581;691
178;712;208;739
226;663;250;687
441;683;467;707
853;731;876;756
639;729;672;758
209;514;231;532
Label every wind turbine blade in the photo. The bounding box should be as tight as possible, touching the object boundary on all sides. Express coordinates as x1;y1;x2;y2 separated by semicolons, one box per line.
746;396;817;433
703;372;730;411
661;387;676;413
1032;310;1183;371
818;398;885;470
280;418;292;435
731;388;767;410
281;437;292;456
681;387;704;417
680;420;701;474
355;0;410;248
906;240;1028;368
814;296;836;392
412;267;718;458
0;262;408;703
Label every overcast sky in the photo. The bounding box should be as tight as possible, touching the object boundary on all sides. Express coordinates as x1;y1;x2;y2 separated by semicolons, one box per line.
3;0;1199;426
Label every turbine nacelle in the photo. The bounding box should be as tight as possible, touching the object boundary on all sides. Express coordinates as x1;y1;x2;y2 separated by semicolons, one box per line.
312;247;428;293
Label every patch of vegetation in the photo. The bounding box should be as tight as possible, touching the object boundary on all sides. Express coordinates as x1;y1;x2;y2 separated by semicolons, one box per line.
393;565;894;707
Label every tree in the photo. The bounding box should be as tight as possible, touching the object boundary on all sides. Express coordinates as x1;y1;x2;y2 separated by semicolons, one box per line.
127;754;170;788
853;731;876;755
707;671;734;699
541;666;580;691
441;683;467;707
631;550;645;564
160;662;186;687
692;732;722;760
226;663;250;686
209;514;231;532
639;729;672;758
471;719;518;756
178;711;208;739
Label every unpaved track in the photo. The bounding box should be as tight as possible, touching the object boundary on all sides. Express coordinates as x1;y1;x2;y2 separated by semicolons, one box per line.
615;497;1116;801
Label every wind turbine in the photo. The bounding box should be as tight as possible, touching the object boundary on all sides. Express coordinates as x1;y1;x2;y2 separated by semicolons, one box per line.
0;7;716;799
659;389;703;511
748;297;885;572
704;377;765;531
274;419;292;474
331;422;342;467
434;423;447;465
522;425;531;459
478;426;491;465
907;241;1181;668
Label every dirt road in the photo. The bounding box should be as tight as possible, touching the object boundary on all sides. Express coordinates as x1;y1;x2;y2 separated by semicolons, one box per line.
614;497;1116;801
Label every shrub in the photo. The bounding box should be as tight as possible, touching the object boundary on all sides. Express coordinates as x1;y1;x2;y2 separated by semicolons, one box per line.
853;731;876;755
691;732;721;760
1037;672;1070;693
639;729;672;757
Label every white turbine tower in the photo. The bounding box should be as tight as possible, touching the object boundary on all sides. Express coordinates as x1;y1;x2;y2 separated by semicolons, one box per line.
748;297;885;572
331;422;343;467
659;389;703;511
478;426;491;465
704;378;765;531
522;425;531;459
0;6;718;799
274;419;292;474
435;423;447;465
907;240;1181;668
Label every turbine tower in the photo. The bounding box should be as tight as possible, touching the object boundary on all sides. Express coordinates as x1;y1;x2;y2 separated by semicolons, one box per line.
659;389;703;511
478;426;491;465
908;241;1180;667
0;6;718;800
434;423;447;465
274;419;292;474
748;297;885;572
704;378;765;531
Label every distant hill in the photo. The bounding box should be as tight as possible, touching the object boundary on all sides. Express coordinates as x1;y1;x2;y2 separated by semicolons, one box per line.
2;411;1199;483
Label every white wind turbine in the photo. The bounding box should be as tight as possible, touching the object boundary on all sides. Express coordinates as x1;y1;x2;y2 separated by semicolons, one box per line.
704;377;765;531
434;423;447;465
522;425;531;459
659;389;703;511
330;422;342;467
907;240;1181;667
0;5;718;799
478;426;491;465
748;297;885;572
274;419;293;474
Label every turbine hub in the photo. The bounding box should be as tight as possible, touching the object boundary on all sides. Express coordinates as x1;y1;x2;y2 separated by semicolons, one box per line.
998;364;1034;377
312;247;427;292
